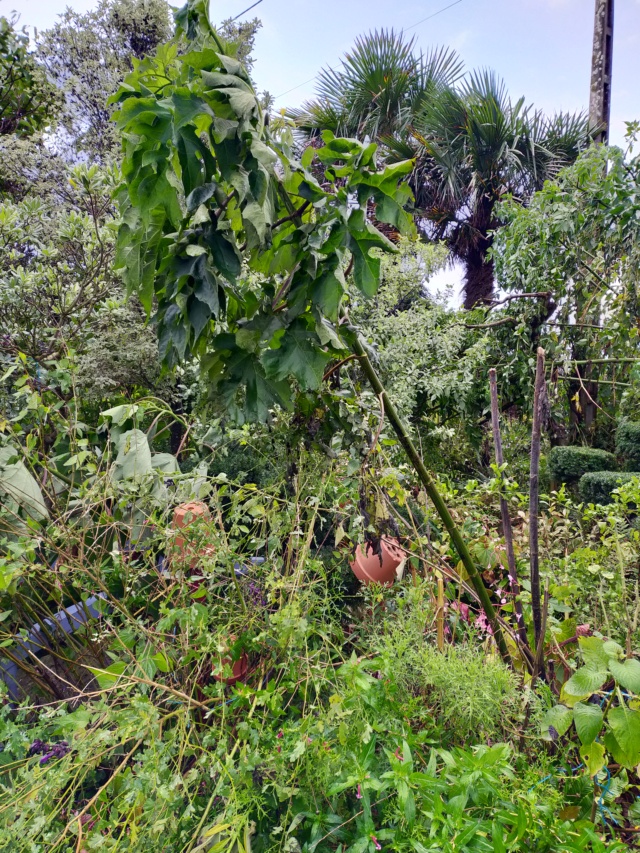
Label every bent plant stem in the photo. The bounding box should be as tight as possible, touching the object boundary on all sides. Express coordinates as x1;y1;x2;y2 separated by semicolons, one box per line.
349;330;511;664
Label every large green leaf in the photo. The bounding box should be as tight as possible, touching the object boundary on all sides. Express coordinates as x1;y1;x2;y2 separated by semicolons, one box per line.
0;445;48;522
112;429;153;482
262;321;331;391
560;666;608;704
606;705;640;768
579;637;611;672
609;658;640;694
573;702;604;745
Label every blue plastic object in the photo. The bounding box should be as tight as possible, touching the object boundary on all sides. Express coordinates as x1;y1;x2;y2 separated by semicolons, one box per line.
0;594;107;701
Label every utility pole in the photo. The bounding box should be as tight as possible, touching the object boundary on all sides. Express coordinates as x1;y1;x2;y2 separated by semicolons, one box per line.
589;0;614;144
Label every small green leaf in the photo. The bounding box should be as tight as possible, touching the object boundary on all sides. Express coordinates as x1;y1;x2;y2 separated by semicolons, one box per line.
579;741;606;777
151;652;172;673
88;661;127;690
541;705;573;740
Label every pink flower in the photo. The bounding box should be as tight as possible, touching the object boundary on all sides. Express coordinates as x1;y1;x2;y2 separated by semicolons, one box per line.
277;731;283;739
371;835;381;850
356;784;362;800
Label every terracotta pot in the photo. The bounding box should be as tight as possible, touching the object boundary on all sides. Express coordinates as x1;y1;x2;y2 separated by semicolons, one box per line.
350;537;404;586
172;502;212;569
211;636;249;686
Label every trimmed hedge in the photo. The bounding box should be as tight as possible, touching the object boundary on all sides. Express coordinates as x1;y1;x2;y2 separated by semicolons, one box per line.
548;446;617;484
616;420;640;469
579;471;639;505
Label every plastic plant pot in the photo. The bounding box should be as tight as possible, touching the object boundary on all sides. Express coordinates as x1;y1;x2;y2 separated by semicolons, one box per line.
349;537;404;586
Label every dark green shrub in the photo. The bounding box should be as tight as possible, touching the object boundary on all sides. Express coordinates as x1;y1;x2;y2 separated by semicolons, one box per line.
548;445;616;484
616;420;640;469
579;471;639;505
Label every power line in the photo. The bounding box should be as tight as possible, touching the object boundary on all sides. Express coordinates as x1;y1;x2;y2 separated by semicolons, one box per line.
232;0;263;21
273;0;465;101
404;0;463;32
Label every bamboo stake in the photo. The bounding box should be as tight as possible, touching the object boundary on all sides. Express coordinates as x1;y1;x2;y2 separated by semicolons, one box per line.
489;369;531;659
529;348;546;648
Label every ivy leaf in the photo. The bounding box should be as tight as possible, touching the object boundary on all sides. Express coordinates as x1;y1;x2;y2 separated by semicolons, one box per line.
608;657;640;694
579;741;606;777
262;321;331;390
573;702;604;745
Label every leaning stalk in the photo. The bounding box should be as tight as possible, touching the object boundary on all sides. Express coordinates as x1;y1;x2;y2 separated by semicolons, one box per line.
349;329;511;664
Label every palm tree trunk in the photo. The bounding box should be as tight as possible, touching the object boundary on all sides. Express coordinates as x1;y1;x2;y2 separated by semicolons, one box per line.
463;253;495;310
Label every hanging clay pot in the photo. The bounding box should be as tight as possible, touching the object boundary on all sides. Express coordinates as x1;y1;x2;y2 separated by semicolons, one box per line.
172;501;212;570
350;537;404;586
211;636;249;686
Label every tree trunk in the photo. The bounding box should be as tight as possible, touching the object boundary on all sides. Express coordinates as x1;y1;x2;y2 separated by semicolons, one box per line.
463;253;495;310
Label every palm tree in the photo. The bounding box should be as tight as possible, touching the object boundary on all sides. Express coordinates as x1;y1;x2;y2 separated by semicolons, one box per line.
293;34;590;309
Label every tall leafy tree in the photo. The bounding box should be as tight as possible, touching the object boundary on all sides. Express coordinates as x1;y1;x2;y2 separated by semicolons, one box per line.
37;0;173;160
0;15;57;138
295;32;590;309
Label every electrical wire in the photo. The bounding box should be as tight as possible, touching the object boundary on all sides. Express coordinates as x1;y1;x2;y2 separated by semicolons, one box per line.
232;0;263;21
273;0;466;101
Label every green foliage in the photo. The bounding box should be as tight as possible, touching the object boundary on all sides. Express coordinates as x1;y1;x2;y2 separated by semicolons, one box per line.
0;164;117;361
372;584;518;741
615;419;640;470
295;31;588;308
353;237;492;428
579;471;638;505
543;636;640;784
37;0;172;159
548;446;617;484
495;138;640;440
112;4;415;424
0;16;58;138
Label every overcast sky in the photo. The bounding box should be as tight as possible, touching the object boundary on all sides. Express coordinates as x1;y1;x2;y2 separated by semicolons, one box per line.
6;0;640;299
6;0;640;148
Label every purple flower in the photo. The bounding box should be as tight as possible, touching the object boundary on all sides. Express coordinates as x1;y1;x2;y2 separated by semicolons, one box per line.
356;784;362;800
29;740;70;763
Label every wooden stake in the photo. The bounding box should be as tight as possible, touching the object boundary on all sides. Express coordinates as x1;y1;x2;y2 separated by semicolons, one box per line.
529;348;546;648
489;369;531;660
